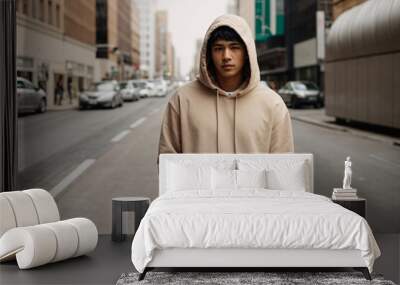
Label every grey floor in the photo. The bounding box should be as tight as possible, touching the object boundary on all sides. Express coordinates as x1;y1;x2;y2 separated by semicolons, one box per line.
1;234;398;285
0;235;133;285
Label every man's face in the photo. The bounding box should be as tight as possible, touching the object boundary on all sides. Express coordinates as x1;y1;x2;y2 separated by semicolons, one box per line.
211;39;246;81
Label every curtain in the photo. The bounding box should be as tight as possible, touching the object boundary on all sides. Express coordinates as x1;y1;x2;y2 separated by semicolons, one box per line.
0;0;17;192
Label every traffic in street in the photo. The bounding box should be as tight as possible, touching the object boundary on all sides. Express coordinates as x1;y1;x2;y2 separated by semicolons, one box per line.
17;87;400;235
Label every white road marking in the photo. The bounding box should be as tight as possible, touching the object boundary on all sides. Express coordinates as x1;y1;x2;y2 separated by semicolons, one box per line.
51;159;95;198
111;130;131;143
130;117;147;129
369;154;400;168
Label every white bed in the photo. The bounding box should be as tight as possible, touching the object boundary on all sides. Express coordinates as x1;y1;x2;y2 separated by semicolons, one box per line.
131;154;380;280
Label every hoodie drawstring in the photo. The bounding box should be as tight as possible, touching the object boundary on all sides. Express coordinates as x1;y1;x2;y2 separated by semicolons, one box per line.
216;89;220;153
234;95;237;154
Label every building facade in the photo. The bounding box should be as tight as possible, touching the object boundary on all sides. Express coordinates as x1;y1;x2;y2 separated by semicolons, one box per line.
332;0;365;19
64;0;96;97
16;0;96;108
239;0;256;37
155;10;167;79
254;0;286;87
284;0;320;87
131;0;140;78
135;0;156;79
191;39;203;79
166;32;175;79
95;0;133;82
325;0;400;129
257;0;333;90
229;0;255;37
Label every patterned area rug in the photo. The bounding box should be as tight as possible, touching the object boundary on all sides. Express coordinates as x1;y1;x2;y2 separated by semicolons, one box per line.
116;271;396;285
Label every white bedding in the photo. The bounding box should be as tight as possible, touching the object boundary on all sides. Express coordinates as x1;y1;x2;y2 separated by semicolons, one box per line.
131;189;380;273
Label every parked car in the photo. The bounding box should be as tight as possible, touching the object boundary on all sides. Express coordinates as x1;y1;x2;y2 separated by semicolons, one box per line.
145;81;157;97
79;81;123;109
17;77;47;114
130;81;143;99
119;81;139;102
278;81;323;108
130;80;149;98
153;79;168;97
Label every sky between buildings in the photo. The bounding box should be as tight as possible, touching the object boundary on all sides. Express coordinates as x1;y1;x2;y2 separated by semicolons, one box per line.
156;0;230;77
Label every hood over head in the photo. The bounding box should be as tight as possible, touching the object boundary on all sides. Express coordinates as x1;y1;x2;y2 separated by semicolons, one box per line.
198;14;260;97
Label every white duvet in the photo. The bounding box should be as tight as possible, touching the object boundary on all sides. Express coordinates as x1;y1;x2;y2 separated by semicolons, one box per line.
131;189;380;273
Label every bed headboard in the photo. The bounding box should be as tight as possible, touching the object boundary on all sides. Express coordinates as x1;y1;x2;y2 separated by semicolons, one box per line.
159;153;314;196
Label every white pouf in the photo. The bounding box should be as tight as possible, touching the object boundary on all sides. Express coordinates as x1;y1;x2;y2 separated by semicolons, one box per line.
0;189;98;269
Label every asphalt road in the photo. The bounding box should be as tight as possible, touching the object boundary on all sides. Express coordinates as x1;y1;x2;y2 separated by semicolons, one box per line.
17;96;400;234
292;119;400;233
17;95;167;191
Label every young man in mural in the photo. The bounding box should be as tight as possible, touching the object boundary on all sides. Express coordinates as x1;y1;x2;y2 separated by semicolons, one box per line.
159;14;294;154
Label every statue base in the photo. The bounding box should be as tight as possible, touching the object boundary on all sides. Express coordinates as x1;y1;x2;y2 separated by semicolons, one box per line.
333;188;357;192
332;188;358;200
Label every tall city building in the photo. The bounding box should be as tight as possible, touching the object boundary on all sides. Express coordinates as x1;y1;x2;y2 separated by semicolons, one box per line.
135;0;156;79
256;0;334;89
227;0;239;14
155;10;167;79
64;0;96;92
131;0;140;78
175;57;182;80
191;38;203;79
238;0;255;37
166;32;175;79
64;0;96;46
284;0;320;87
254;0;285;87
16;0;96;108
95;0;133;81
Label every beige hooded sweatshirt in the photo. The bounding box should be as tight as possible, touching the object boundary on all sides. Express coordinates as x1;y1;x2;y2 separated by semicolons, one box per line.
159;14;294;154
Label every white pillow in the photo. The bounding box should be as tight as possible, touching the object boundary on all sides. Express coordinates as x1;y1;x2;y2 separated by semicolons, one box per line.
238;159;307;191
237;169;267;188
212;168;236;190
212;169;268;190
167;162;212;191
266;164;306;191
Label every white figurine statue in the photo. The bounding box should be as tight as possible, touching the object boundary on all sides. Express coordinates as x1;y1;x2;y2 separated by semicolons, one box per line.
342;156;352;189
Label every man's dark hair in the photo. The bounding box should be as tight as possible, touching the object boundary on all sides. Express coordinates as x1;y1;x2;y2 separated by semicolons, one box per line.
206;26;251;83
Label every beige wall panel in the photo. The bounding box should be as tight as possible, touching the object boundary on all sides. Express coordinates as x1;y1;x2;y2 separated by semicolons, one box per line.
357;57;368;122
367;55;392;127
380;54;393;127
383;54;395;128
332;62;341;117
366;56;379;125
346;59;358;121
325;63;335;117
336;61;346;118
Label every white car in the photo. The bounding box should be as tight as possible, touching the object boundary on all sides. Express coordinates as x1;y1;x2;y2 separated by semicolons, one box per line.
120;81;139;102
278;81;323;109
153;80;168;97
16;77;47;114
145;82;157;97
130;80;148;98
79;81;123;109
